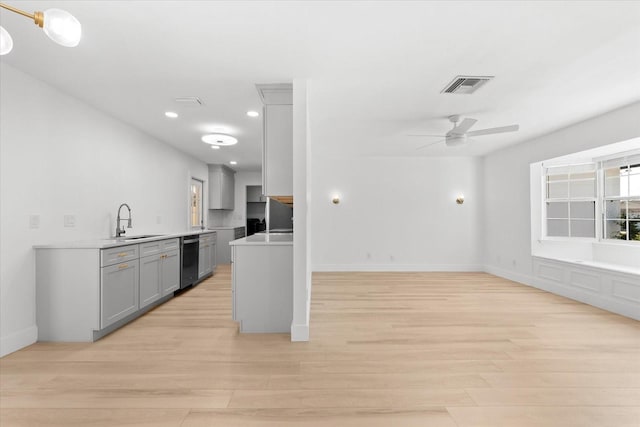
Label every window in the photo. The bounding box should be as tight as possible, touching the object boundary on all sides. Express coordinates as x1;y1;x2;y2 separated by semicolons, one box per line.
545;164;596;238
190;178;203;229
603;156;640;241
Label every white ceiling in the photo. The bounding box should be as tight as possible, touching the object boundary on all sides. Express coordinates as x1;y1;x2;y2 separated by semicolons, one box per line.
2;1;639;169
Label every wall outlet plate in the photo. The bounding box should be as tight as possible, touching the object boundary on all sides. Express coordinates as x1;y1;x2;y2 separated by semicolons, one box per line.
64;215;76;228
29;215;40;229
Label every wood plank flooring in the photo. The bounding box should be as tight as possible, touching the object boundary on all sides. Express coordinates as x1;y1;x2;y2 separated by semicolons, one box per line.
1;266;639;426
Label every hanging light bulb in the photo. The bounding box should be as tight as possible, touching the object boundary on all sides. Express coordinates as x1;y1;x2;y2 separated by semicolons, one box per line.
41;8;82;47
0;3;81;53
0;25;13;55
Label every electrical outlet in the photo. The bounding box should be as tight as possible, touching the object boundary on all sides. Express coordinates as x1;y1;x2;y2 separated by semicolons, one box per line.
64;215;76;228
366;252;372;260
156;215;162;224
29;215;40;229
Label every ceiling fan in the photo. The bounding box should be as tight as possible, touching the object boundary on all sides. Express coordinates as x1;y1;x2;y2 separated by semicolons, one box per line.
409;115;519;149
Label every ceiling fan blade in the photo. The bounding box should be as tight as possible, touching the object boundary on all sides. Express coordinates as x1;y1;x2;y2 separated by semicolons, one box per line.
416;139;445;150
447;118;477;136
467;124;519;137
407;134;446;137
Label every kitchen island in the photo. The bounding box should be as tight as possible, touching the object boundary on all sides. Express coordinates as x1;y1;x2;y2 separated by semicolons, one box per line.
230;233;293;333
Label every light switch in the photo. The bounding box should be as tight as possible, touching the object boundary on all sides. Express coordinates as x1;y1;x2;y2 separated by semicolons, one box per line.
29;215;40;229
64;215;76;228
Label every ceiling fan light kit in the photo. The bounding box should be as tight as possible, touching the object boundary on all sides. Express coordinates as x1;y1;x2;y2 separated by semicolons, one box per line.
0;2;81;54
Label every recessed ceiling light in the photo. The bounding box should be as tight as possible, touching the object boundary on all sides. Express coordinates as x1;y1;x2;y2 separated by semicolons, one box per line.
201;134;238;146
165;111;178;118
211;146;220;150
247;111;259;118
230;161;237;165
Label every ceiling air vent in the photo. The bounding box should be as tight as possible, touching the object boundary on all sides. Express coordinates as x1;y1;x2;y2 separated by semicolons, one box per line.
174;97;204;106
441;75;494;94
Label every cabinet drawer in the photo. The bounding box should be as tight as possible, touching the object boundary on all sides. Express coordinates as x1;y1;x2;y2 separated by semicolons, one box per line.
101;245;139;267
141;238;179;257
161;238;179;252
140;240;163;257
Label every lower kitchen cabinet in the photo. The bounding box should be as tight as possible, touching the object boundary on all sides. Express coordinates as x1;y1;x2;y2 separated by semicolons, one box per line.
161;249;180;295
101;260;139;328
198;232;217;279
230;242;293;333
35;237;181;342
140;239;180;308
209;227;245;264
140;255;162;308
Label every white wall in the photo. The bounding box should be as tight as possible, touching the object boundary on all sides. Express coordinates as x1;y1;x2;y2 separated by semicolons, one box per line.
207;170;262;228
310;154;484;271
483;101;640;281
0;64;208;356
292;79;311;341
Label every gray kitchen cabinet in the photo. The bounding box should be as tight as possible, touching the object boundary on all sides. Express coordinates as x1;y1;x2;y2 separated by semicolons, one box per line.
246;185;267;202
198;232;217;278
139;254;161;308
230;241;293;333
101;260;139;329
35;236;184;342
209;227;245;264
160;249;180;296
209;164;236;210
141;238;180;307
257;83;293;197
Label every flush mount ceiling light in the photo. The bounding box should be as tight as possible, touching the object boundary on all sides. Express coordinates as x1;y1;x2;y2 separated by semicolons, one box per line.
201;133;238;146
229;161;237;165
246;111;260;118
211;146;220;150
164;111;178;118
0;2;82;55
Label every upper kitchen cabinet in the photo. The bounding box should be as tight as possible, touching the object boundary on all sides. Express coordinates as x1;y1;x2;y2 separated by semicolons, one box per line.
209;164;235;210
257;83;293;197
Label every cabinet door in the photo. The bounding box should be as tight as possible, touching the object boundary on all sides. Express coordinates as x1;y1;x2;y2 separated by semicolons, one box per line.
215;230;232;264
210;242;217;273
101;260;139;328
231;245;236;320
264;104;293;196
221;169;235;209
198;241;206;278
139;255;161;309
161;249;180;296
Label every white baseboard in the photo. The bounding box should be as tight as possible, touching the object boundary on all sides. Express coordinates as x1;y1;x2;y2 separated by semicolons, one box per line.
291;322;309;341
483;264;535;286
313;264;484;272
0;325;37;357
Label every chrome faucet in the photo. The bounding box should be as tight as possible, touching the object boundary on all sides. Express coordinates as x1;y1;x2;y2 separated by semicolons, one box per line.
115;203;132;237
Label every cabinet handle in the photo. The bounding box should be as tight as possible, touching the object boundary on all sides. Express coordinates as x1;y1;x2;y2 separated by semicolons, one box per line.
117;252;128;257
118;263;128;269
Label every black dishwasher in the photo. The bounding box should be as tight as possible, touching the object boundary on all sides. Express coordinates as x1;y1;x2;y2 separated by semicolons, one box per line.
180;234;200;289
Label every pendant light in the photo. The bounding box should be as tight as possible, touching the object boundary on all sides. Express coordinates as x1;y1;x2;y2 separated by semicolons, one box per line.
0;25;12;55
0;2;81;55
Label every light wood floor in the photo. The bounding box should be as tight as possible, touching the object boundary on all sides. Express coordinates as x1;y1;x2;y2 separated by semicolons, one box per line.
1;266;639;426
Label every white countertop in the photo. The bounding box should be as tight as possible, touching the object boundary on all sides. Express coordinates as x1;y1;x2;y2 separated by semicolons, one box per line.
34;229;217;249
207;226;244;230
229;233;293;246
